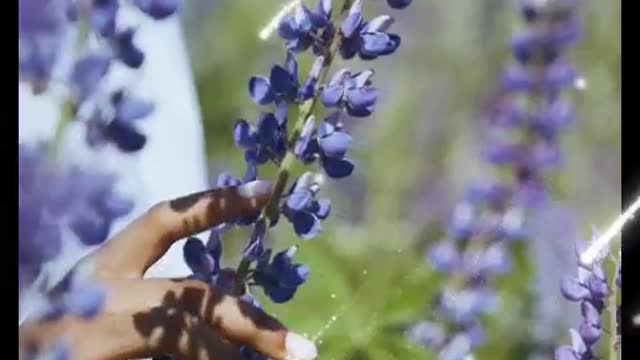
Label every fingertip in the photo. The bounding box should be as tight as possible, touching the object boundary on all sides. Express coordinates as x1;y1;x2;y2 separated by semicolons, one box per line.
284;332;318;360
237;180;273;199
236;180;273;212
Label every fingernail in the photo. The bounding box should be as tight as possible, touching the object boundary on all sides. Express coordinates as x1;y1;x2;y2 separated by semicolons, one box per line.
285;332;318;360
237;180;273;198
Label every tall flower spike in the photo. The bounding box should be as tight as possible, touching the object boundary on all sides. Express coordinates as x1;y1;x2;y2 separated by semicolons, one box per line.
176;2;412;359
410;0;583;358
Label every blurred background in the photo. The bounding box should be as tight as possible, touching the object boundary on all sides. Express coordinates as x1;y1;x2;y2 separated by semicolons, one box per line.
178;0;620;358
19;0;621;359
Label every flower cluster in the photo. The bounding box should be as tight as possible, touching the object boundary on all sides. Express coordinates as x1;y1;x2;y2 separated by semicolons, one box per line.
179;0;413;358
19;0;181;153
554;236;621;360
19;143;133;293
18;143;130;343
409;0;583;358
555;240;609;360
19;1;181;358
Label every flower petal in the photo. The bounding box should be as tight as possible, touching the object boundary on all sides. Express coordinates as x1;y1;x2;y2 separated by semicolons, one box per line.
363;15;394;33
321;85;344;107
270;65;297;99
106;120;147;152
287;189;314;211
234;120;257;149
560;275;589;301
360;32;399;57
341;12;363;38
554;346;579;360
268;286;298;303
114;95;154;122
345;87;378;108
292;211;323;240
278;15;299;40
249;76;274;105
183;237;215;276
386;0;412;9
319;131;352;158
322;157;355;178
311;198;331;220
133;0;181;20
427;242;460;273
113;28;145;68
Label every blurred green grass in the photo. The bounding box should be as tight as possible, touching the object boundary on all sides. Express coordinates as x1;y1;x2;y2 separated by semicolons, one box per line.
183;1;620;358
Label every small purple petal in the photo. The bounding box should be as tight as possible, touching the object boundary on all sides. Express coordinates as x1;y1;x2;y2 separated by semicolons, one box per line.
318;131;352;158
249;76;274;105
560;275;589;301
311;199;331;220
555;346;579;360
133;0;181;20
322;157;355;178
341;12;363;38
234;120;257;149
292;211;322;240
427;242;460;273
386;0;413;9
287;189;314;211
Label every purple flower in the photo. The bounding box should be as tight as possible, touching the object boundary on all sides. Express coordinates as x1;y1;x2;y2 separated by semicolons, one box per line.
183;237;217;277
234;111;288;165
278;1;332;53
19;0;69;93
339;1;401;60
413;0;583;357
282;173;331;239
427;241;460;273
253;246;310;303
249;52;302;105
111;28;145;69
86;90;154;153
132;0;182;20
321;68;378;117
294;114;355;179
555;238;607;359
69;55;112;105
19;143;133;292
386;0;413;9
555;329;593;360
91;0;119;37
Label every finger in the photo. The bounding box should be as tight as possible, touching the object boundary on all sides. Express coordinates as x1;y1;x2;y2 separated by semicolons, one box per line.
105;279;318;360
19;309;244;360
90;181;272;280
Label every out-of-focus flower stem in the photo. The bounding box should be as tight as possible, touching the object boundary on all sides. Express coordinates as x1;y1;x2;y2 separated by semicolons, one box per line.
609;259;620;360
50;101;74;160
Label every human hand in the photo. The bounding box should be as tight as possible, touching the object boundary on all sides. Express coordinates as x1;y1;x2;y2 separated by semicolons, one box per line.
19;181;318;360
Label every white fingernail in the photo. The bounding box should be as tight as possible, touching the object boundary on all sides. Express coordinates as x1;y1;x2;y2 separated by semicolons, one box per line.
285;332;318;360
237;180;273;198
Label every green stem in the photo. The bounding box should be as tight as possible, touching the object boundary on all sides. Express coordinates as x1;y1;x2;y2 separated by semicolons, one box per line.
609;260;620;360
49;101;74;161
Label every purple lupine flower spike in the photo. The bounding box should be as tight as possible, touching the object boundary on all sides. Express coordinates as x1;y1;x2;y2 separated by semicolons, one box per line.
178;2;413;358
410;0;583;358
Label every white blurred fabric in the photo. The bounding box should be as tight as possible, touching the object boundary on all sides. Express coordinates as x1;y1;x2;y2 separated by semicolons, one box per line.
19;18;207;321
